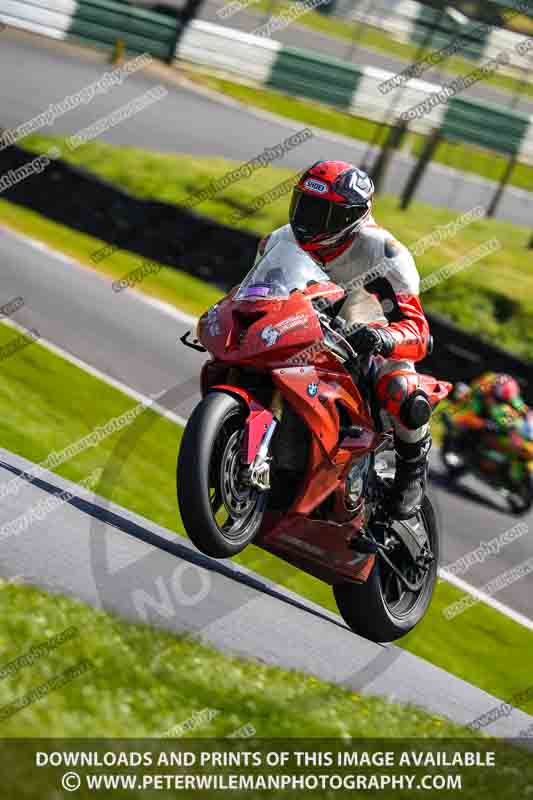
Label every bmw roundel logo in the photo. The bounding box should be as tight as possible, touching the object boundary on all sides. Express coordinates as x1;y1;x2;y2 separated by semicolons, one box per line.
307;382;319;397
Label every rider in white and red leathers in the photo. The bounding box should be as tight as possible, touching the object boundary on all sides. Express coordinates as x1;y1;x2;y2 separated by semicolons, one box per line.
255;160;432;519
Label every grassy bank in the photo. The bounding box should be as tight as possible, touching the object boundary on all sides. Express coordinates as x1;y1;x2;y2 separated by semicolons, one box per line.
0;581;474;739
6;138;533;358
1;320;532;718
4;586;533;800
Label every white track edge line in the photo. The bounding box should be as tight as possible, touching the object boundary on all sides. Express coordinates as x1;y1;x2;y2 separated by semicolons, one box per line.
438;568;533;632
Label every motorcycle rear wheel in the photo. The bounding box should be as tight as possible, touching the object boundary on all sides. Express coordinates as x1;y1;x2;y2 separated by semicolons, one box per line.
333;495;439;643
177;392;267;558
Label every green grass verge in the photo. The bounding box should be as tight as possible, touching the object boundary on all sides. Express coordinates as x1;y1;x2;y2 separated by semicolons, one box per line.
5;139;533;358
181;67;533;194
0;581;473;738
4;587;533;800
1;321;532;721
252;0;533;101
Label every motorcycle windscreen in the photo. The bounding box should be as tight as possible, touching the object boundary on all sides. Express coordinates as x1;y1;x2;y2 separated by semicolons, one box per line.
235;240;330;302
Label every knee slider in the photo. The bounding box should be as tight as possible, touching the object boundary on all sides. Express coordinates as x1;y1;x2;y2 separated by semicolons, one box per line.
400;390;431;430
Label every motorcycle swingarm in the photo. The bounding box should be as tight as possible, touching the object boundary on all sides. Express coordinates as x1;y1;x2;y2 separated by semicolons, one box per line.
362;517;433;593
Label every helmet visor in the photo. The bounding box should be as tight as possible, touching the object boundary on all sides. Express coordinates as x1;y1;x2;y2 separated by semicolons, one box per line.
329;201;369;231
290;189;329;239
290;188;368;242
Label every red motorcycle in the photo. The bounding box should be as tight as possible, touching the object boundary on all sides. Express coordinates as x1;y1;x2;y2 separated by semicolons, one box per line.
178;241;451;642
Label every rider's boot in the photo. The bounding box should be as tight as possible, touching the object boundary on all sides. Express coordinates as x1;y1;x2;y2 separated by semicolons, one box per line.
389;432;432;520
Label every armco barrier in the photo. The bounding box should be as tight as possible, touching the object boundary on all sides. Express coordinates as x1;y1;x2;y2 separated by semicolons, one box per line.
267;46;362;108
178;17;281;83
0;143;530;397
442;95;532;156
178;21;449;135
0;0;179;60
410;5;489;61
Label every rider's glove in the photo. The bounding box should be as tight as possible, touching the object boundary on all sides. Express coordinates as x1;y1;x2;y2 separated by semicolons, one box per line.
348;325;395;357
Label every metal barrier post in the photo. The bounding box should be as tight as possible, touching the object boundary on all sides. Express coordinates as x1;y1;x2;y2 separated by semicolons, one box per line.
370;119;408;194
486;153;518;218
400;128;441;211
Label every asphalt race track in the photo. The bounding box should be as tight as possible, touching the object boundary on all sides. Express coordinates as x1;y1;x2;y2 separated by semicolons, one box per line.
0;30;531;227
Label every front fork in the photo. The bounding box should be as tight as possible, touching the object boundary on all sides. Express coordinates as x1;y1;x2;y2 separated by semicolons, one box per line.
242;390;284;492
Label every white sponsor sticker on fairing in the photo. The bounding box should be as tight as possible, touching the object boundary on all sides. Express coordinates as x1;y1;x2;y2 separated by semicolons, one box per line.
304;178;328;193
259;313;308;347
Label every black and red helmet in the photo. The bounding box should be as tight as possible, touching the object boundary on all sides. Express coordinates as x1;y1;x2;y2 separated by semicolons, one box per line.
289;160;374;256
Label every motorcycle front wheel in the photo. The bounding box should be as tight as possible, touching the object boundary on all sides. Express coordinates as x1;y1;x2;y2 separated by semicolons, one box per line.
177;392;267;558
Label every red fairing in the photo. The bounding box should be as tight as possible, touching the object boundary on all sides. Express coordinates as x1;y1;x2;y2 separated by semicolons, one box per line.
242;406;273;464
184;255;452;590
208;384;274;465
380;294;430;362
